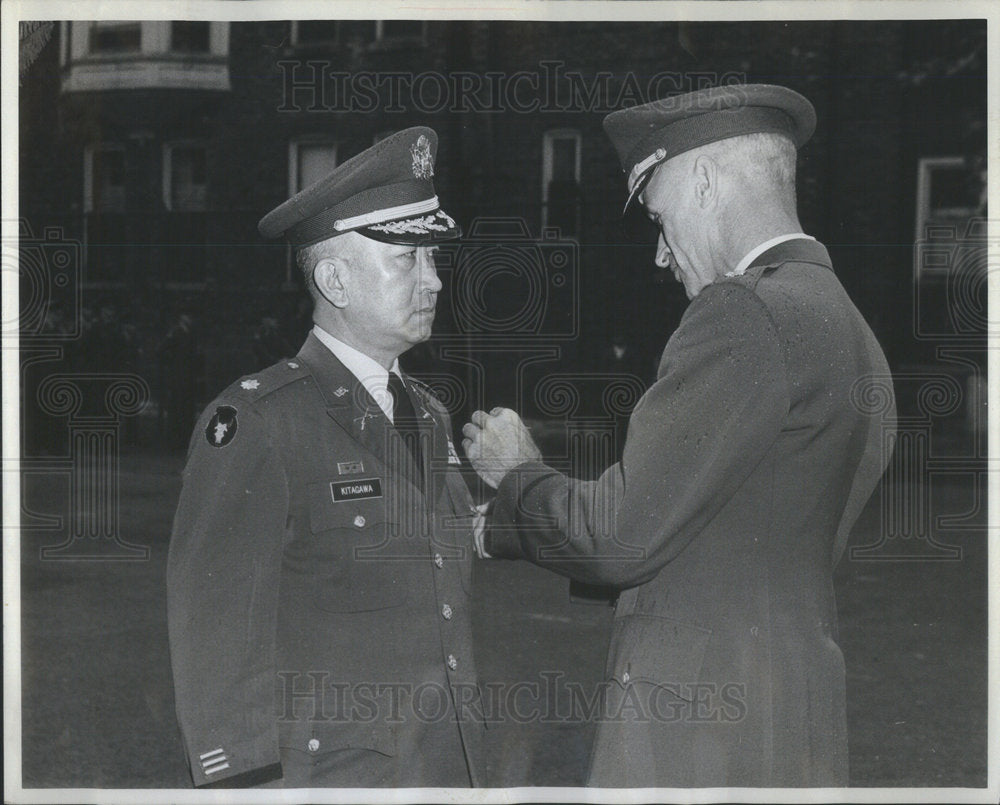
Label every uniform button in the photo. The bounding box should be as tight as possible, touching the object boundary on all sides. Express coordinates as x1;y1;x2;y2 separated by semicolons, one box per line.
441;604;453;620
433;553;444;568
622;671;630;684
447;654;458;670
307;738;320;753
353;515;366;528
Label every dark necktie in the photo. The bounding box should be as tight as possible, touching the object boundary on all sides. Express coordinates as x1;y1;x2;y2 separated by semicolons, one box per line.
388;372;424;488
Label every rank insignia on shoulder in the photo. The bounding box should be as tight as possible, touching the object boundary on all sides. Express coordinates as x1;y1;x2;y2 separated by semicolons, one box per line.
337;460;364;475
447;439;462;465
206;406;238;447
334;386;349;397
240;379;260;390
287;361;299;369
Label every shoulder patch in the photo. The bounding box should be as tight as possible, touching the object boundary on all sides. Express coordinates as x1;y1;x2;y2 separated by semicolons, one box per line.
205;406;238;447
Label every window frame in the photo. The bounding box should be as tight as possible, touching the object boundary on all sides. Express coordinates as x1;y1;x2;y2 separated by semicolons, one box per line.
169;21;213;54
162;140;210;212
83;143;127;213
289;20;426;48
86;20;142;56
288;138;340;196
541;129;583;234
914;156;980;241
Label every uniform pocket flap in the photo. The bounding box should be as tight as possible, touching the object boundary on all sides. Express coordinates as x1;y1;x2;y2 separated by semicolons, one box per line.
308;479;390;535
279;718;397;758
608;614;712;700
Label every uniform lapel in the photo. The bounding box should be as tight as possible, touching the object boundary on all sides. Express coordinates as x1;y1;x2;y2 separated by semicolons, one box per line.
408;378;449;506
297;333;392;471
297;334;425;494
395;373;435;498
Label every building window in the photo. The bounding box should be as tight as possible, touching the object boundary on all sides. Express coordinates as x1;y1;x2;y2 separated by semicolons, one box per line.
88;21;141;54
170;21;211;54
290;20;423;47
289;140;338;194
293;20;342;45
84;145;126;213
164;143;208;211
377;20;425;41
542;130;582;237
64;22;230;92
915;156;984;240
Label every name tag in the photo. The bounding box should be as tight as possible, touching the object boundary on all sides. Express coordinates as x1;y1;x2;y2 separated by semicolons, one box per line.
330;478;383;502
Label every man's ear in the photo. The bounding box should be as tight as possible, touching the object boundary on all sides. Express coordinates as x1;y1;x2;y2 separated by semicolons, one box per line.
692;154;719;209
313;257;349;309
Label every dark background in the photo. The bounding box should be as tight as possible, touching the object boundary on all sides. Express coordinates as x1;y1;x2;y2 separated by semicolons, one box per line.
15;17;989;791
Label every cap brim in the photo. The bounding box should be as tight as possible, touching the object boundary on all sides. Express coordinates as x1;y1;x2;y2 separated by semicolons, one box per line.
358;208;462;245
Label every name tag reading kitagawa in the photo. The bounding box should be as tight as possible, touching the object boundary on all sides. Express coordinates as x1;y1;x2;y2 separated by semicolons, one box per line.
330;478;383;502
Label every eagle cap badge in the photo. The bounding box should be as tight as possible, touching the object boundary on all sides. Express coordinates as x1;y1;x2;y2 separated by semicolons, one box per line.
410;135;434;179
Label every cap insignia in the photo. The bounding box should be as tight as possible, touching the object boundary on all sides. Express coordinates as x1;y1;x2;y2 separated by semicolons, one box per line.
411;135;434;179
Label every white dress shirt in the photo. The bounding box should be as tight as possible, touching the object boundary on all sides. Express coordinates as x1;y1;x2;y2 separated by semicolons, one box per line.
311;325;403;423
726;233;816;277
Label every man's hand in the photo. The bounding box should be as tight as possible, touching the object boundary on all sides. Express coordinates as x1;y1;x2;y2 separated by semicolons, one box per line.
462;407;543;489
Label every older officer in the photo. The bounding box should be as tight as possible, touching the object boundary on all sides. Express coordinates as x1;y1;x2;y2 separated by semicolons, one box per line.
167;128;485;788
463;85;895;787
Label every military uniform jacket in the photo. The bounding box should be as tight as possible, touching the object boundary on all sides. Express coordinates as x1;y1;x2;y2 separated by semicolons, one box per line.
487;239;895;787
167;334;485;788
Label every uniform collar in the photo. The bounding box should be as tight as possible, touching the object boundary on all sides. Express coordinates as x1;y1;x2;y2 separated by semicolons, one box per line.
311;325;402;422
727;233;816;277
745;236;833;273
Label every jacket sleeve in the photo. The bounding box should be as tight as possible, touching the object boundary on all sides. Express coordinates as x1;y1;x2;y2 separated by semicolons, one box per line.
486;281;790;587
166;399;287;787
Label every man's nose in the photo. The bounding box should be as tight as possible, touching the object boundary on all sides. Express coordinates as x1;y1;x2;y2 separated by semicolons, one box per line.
418;247;443;293
654;233;672;268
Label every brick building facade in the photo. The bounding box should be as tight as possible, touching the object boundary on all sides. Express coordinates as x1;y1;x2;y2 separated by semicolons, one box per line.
18;18;987;446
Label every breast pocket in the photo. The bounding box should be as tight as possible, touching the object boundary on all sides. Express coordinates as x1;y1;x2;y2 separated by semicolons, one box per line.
306;479;408;613
279;718;397;763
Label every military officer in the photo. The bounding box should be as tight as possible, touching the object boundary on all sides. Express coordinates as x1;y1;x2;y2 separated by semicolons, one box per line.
166;127;485;788
463;85;896;787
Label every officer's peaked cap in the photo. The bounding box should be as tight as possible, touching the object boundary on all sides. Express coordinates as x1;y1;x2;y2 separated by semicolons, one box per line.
603;83;816;212
258;126;460;246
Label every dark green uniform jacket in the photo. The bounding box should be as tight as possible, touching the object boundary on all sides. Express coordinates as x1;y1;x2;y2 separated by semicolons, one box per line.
487;239;895;787
167;333;485;788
